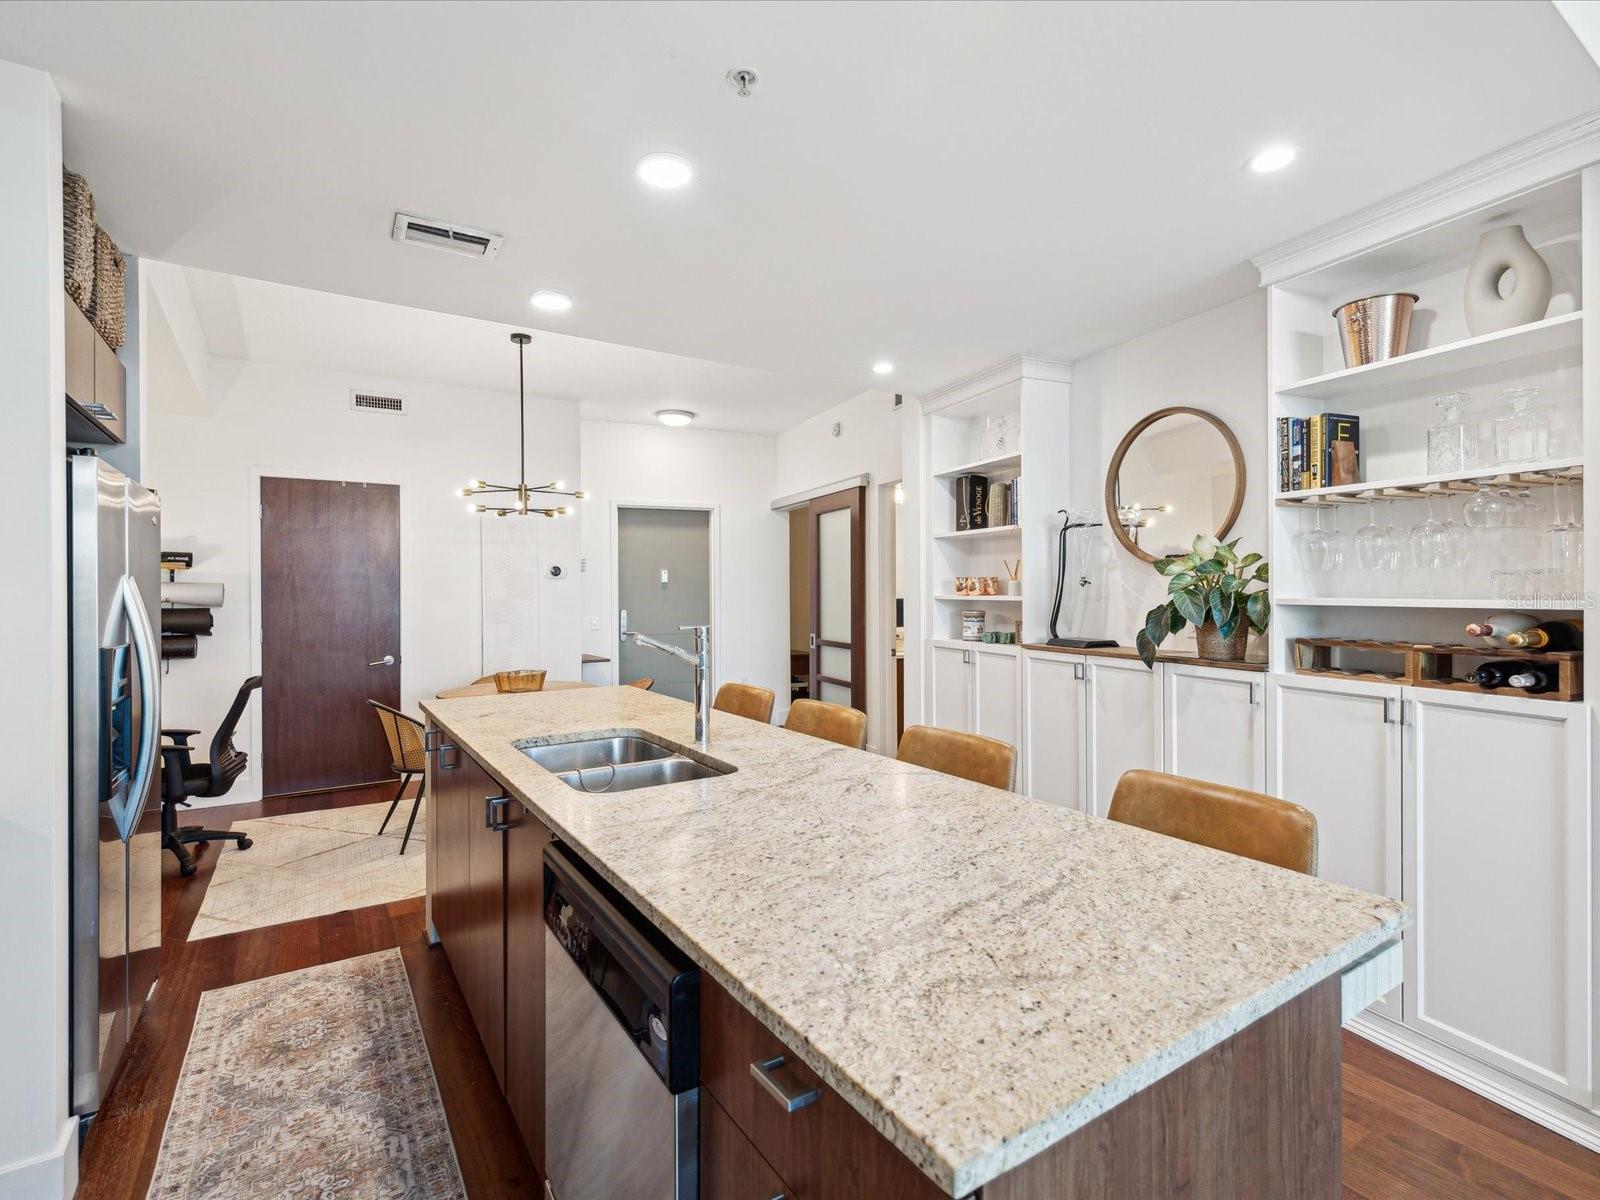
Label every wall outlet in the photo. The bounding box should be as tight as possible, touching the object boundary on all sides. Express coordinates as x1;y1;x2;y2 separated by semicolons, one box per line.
590;617;599;630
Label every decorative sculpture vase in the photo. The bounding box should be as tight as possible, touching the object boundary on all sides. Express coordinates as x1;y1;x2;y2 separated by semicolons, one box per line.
1463;224;1552;336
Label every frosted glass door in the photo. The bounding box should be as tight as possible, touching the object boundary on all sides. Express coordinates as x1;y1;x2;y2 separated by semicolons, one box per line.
807;487;865;711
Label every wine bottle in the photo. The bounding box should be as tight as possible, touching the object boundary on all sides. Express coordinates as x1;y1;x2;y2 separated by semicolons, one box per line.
1464;612;1538;646
1466;662;1523;689
1503;619;1584;651
1506;664;1560;693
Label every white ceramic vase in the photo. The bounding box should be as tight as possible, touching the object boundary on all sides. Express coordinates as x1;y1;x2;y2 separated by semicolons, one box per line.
1463;224;1552;336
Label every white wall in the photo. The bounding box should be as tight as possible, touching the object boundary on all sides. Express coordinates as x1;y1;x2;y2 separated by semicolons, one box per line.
774;390;904;749
0;59;76;1200
579;421;789;708
1066;291;1268;647
148;351;581;805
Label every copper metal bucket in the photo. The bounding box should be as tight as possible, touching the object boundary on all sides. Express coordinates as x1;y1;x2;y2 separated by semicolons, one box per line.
1332;293;1418;368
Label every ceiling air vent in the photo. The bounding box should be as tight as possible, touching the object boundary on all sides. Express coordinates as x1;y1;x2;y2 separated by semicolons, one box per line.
390;212;504;260
350;389;406;415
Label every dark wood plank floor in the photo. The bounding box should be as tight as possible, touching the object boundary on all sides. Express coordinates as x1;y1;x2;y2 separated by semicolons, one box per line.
77;787;1600;1200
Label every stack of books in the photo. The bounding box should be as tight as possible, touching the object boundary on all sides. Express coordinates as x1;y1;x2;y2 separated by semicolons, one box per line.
1278;413;1360;492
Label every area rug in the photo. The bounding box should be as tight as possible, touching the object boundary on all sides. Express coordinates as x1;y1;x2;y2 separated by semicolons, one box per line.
187;800;426;941
147;949;465;1200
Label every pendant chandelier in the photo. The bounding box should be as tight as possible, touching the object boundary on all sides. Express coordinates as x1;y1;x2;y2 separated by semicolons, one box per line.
459;332;586;517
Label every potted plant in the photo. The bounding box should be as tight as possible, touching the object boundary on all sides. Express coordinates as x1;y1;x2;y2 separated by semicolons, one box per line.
1136;536;1269;667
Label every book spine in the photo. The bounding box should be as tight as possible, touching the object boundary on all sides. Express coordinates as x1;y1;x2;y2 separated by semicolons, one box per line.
1277;417;1289;493
1323;412;1360;486
1291;418;1309;490
1309;415;1325;489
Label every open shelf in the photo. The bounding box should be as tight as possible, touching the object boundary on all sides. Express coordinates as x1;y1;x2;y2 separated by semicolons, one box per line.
1276;311;1582;402
1276;595;1584;611
934;594;1022;603
933;523;1020;541
933;451;1022;480
1275;456;1583;506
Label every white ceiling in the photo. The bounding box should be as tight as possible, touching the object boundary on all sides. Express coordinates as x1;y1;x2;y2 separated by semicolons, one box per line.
5;1;1599;416
166;264;840;432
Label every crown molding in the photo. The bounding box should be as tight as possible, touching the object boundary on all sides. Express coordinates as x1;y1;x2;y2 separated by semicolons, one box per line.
920;354;1072;413
1252;109;1600;287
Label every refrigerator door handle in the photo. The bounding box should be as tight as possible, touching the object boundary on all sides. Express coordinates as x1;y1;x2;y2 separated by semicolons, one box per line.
117;572;161;842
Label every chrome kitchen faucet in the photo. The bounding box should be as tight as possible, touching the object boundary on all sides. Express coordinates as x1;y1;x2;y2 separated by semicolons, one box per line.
626;624;711;748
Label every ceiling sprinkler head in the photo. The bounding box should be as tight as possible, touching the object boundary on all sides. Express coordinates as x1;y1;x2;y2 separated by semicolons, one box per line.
727;68;758;97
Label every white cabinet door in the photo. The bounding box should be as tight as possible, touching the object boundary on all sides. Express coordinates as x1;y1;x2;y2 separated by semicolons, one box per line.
1163;663;1265;792
1021;650;1086;809
1266;673;1403;1021
1084;657;1163;818
972;645;1021;769
1403;688;1592;1105
928;641;972;734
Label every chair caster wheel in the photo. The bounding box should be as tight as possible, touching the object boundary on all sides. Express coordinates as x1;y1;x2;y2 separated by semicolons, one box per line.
238;836;253;850
180;861;197;878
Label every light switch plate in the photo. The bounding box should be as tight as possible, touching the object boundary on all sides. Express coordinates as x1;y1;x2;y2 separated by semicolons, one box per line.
660;568;670;585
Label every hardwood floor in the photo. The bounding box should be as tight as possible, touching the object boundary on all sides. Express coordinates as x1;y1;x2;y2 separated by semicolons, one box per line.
78;785;1600;1200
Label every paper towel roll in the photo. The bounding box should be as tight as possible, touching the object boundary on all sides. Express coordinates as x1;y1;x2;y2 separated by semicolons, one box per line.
161;581;224;608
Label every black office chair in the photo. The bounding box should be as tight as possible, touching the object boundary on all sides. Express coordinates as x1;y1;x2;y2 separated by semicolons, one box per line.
160;675;262;877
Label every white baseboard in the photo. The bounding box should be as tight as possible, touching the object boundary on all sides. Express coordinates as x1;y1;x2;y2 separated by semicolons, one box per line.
1348;1014;1600;1154
0;1118;77;1200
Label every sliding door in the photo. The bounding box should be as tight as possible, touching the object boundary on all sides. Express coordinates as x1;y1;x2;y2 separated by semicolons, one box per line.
808;487;866;711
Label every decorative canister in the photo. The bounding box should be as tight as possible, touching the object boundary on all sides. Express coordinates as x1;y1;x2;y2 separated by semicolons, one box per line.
961;610;985;641
1332;292;1418;368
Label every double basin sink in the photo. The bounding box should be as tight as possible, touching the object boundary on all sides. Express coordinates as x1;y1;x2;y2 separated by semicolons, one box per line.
520;733;734;794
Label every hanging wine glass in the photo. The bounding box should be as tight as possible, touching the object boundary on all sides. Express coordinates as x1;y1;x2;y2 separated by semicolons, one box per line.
1410;493;1453;596
1355;497;1402;593
1463;480;1506;529
1441;496;1477;592
1297;504;1340;584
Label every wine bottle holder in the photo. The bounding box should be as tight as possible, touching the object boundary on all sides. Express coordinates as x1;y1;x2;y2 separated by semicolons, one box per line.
1292;637;1582;702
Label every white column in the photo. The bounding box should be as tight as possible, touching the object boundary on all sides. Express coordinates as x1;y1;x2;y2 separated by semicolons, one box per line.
0;60;75;1199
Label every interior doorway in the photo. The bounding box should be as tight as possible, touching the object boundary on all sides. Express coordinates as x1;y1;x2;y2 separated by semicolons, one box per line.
805;486;866;711
616;506;712;701
259;476;400;796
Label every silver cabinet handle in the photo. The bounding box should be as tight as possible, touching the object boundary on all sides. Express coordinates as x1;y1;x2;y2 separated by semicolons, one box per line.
749;1056;820;1113
485;794;512;832
369;654;396;667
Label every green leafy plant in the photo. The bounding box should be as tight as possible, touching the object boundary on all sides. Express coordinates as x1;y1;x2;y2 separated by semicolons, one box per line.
1136;535;1270;668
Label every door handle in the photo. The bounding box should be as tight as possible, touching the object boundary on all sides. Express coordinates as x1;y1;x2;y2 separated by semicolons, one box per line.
369;654;396;667
749;1056;820;1113
117;574;160;843
619;608;629;645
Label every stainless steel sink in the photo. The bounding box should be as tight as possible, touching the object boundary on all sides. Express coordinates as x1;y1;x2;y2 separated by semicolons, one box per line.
520;734;734;794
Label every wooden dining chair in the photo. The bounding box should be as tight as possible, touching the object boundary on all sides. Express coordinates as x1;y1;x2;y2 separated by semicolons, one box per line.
624;677;655;690
368;700;428;854
784;699;867;750
1107;769;1317;874
895;725;1014;790
713;682;775;724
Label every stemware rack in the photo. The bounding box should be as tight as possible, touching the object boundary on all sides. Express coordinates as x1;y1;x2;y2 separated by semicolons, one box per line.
1275;458;1583;507
1292;636;1583;702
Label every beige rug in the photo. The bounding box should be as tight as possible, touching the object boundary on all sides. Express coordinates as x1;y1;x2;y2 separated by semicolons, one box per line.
188;800;426;941
147;949;465;1200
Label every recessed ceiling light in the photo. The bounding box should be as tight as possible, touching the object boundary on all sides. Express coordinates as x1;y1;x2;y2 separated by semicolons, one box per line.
872;361;894;375
637;153;693;190
1248;145;1297;174
656;409;696;427
530;289;573;312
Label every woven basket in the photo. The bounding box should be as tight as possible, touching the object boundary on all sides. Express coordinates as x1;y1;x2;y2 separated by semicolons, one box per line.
62;170;95;310
86;225;126;349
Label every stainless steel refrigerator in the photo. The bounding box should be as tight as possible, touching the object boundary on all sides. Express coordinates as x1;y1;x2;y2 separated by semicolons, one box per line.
68;453;162;1120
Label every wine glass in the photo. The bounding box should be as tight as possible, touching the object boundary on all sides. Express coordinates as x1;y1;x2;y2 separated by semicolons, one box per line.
1410;494;1453;596
1463;481;1507;529
1441;497;1477;592
1547;475;1584;598
1355;498;1403;593
1296;504;1341;583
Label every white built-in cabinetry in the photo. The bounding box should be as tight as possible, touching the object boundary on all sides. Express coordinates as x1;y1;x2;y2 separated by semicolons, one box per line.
929;639;1021;749
1162;662;1266;793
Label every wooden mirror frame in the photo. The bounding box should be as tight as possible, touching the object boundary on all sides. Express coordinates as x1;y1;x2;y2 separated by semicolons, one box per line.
1103;406;1245;564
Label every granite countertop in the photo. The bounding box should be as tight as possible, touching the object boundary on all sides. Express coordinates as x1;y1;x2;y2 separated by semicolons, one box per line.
421;686;1407;1197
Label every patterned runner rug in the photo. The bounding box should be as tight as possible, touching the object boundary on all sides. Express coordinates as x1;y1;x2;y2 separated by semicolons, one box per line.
147;949;465;1200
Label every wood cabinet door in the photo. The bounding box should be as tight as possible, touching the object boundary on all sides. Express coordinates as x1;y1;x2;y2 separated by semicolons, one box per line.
429;738;470;954
701;1091;789;1200
1163;663;1265;792
1266;673;1403;1021
971;645;1020;771
64;294;94;409
504;804;552;1174
1403;688;1592;1104
461;756;508;1088
1021;651;1086;809
1084;658;1162;817
928;642;972;733
92;331;127;434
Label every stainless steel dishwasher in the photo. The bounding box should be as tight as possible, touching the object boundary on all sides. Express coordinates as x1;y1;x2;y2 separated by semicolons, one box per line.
543;842;699;1200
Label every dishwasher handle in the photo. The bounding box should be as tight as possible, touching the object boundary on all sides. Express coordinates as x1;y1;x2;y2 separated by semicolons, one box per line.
749;1056;820;1113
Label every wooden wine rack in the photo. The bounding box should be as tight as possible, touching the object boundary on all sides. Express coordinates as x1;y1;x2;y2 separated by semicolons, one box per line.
1292;637;1583;702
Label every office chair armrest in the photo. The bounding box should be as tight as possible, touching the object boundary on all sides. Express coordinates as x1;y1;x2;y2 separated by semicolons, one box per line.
162;728;201;745
159;743;194;772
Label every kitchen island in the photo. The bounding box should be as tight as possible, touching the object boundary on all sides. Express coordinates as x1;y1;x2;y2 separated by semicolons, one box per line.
421;685;1409;1198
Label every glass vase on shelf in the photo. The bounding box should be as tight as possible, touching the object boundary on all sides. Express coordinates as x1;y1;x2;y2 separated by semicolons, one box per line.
1493;385;1549;466
1426;392;1475;474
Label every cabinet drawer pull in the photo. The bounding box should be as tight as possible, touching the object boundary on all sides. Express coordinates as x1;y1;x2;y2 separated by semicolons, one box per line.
433;739;461;770
485;794;512;832
749;1055;820;1113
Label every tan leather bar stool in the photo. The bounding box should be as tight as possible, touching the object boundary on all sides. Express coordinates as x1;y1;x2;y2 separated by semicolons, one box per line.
713;682;775;724
624;677;654;690
1107;769;1317;874
895;725;1015;790
784;698;867;750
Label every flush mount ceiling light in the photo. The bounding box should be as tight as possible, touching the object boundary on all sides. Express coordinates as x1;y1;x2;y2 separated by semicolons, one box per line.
529;289;573;312
637;153;694;190
458;333;587;518
872;360;894;375
656;409;696;427
1248;144;1297;174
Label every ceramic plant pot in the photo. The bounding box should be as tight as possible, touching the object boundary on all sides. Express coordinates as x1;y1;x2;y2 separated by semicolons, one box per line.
1464;224;1552;336
1195;617;1249;662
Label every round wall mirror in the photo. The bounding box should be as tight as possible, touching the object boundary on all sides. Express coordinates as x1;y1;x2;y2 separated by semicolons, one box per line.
1104;407;1245;563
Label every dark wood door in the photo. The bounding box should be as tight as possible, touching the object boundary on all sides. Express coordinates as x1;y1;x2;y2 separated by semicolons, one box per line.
505;805;552;1174
261;477;400;796
808;486;866;711
430;736;469;951
462;755;508;1088
701;1091;790;1200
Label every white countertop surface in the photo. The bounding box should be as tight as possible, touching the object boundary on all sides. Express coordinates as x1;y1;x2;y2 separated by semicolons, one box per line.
421;686;1408;1196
